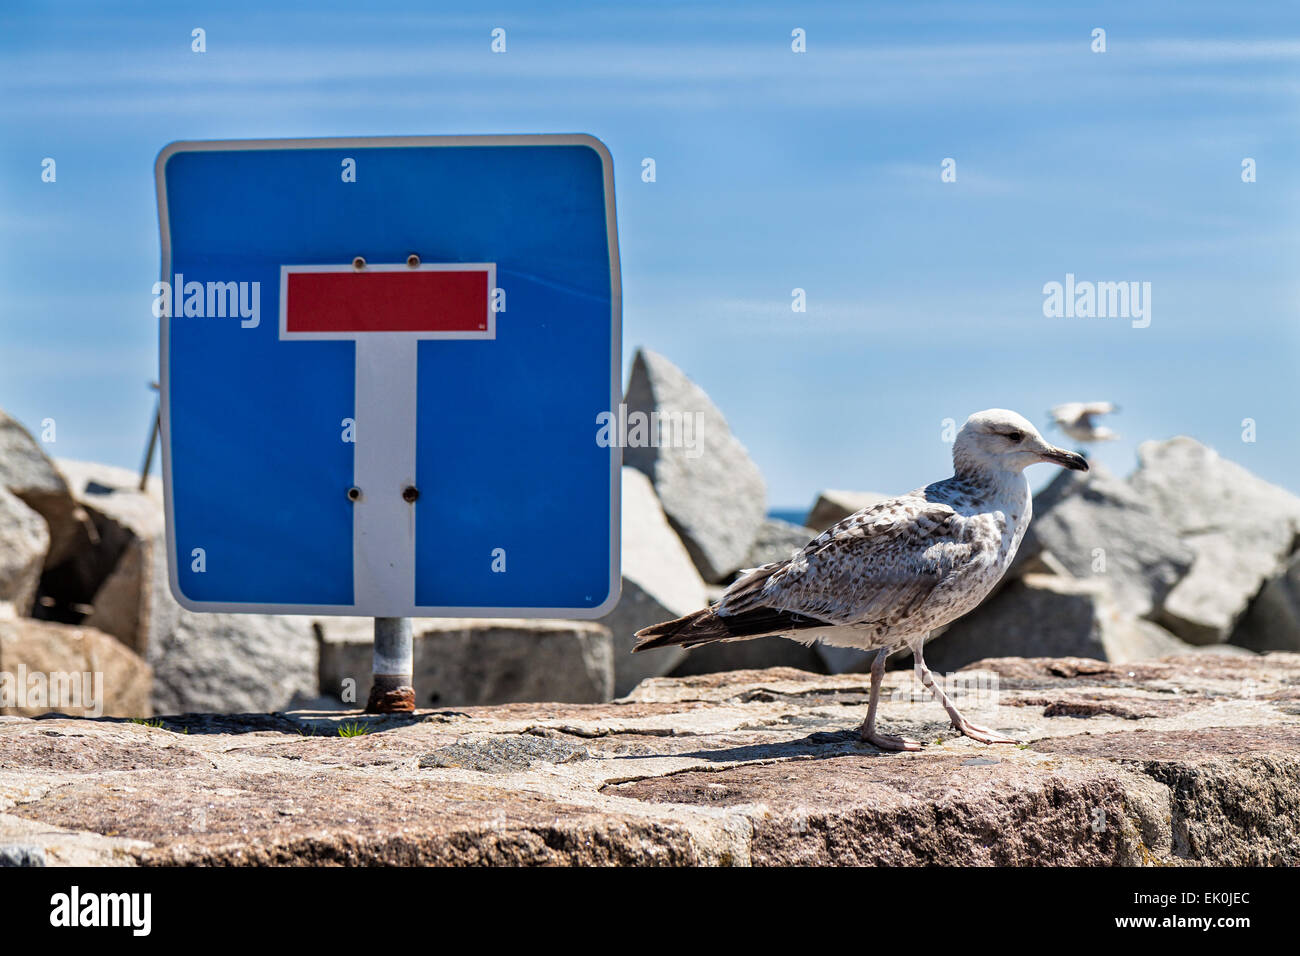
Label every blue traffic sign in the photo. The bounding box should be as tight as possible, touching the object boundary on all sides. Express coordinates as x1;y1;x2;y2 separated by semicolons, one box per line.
155;135;621;617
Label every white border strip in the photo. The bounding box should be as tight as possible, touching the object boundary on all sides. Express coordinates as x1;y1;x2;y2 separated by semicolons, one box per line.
155;134;622;619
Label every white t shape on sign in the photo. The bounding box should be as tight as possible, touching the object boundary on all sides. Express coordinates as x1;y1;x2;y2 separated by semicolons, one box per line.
278;260;496;614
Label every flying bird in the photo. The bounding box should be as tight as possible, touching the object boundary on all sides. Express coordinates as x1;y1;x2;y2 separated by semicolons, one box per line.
633;409;1088;751
1049;401;1120;444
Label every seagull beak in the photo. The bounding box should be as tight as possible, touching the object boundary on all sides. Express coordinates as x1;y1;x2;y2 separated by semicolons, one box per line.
1039;446;1089;471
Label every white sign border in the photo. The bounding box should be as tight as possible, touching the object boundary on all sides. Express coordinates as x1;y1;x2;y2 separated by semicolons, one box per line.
155;134;622;619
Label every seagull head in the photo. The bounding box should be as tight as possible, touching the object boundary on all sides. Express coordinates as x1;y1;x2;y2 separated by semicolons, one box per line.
954;408;1089;477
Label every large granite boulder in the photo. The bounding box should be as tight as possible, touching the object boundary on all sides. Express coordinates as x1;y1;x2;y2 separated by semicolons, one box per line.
51;460;317;714
623;349;766;583
1004;467;1094;580
134;529;317;715
317;618;614;707
742;517;815;569
921;574;1199;673
1014;464;1195;618
1231;550;1300;652
150;610;318;715
60;460;165;649
150;614;317;715
805;490;889;532
599;468;708;695
0;411;86;568
1031;464;1093;516
0;618;151;717
1129;437;1300;644
0;487;48;617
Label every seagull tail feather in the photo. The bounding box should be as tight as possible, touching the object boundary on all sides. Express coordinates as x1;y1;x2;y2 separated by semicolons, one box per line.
632;608;730;653
633;603;832;653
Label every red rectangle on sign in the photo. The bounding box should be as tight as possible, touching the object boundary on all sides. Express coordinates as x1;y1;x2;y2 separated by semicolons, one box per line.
285;268;490;333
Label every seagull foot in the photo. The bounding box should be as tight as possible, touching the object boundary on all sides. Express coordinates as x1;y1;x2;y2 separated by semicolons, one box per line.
950;717;1022;746
859;728;922;752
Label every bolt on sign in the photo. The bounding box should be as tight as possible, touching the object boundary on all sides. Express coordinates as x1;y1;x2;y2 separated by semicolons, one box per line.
155;135;622;617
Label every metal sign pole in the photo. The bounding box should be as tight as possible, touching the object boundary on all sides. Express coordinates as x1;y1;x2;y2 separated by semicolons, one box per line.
139;382;160;492
366;617;414;713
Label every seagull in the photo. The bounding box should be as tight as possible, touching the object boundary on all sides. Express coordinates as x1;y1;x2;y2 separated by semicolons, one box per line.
1049;401;1120;445
633;409;1088;751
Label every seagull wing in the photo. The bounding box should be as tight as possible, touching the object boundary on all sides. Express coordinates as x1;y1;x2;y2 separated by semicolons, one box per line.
1078;401;1117;415
1050;402;1084;425
717;494;965;630
1053;400;1116;426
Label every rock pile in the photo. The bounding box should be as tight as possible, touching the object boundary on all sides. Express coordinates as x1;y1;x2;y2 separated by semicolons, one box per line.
924;439;1300;672
1;350;1296;715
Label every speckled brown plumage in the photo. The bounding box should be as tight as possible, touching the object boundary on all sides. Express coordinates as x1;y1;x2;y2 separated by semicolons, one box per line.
633;409;1090;750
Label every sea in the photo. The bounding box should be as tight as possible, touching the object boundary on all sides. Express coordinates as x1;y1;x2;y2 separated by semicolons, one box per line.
767;508;808;527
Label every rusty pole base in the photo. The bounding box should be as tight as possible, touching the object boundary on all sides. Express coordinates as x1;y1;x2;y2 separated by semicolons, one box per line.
365;680;415;713
367;617;415;713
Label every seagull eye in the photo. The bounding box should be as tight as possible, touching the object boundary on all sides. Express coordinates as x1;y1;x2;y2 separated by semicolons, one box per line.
1005;430;1024;443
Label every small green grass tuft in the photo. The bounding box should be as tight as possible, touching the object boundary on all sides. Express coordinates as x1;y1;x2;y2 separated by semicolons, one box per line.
337;721;370;738
130;718;188;733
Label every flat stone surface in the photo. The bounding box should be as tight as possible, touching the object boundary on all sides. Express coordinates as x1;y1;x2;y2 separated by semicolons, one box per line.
1;654;1297;866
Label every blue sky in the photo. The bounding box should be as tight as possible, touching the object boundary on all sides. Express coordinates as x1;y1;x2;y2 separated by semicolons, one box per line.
2;1;1298;510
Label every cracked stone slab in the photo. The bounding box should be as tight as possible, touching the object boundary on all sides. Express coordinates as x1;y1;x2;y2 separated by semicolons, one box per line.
419;735;590;773
604;752;1173;866
0;655;1297;865
0;812;151;866
1033;727;1300;864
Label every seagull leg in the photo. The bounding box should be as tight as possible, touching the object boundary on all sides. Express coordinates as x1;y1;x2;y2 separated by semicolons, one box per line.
913;648;1021;745
857;648;921;751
